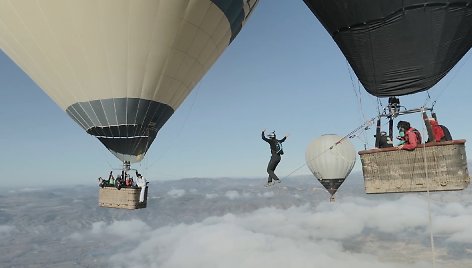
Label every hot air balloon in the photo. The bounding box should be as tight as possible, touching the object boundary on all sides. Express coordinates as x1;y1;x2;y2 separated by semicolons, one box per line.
303;0;471;193
303;0;472;97
305;134;356;201
0;0;259;208
0;0;258;163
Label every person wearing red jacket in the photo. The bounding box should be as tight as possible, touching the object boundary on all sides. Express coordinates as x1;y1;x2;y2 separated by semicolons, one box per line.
427;118;445;142
397;121;422;151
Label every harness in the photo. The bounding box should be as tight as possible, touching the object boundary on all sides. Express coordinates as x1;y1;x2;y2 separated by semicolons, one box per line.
275;141;283;155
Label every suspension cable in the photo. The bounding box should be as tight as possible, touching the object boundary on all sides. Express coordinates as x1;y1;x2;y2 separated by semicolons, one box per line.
104;157;115;171
345;60;371;148
281;116;377;180
419;109;436;268
433;51;471;104
425;9;437;263
142;82;204;172
377;97;384;116
422;49;471;110
346;60;367;121
422;91;432;108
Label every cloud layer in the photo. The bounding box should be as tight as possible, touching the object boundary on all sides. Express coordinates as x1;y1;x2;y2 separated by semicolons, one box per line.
2;177;471;268
69;194;472;268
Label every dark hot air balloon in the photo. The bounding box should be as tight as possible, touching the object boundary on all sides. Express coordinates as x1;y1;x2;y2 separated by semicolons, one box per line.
303;0;471;193
303;0;472;97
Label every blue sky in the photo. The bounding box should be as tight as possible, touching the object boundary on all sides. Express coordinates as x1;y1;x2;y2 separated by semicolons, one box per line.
1;1;472;187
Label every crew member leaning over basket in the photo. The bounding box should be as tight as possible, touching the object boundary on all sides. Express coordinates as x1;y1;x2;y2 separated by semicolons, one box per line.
396;121;422;151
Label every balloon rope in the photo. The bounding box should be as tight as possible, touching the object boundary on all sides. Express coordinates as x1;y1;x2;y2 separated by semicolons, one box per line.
346;60;367;122
424;11;437;265
425;49;471;108
105;158;114;171
281;162;307;179
143;83;203;172
420;111;436;268
345;60;371;147
282;116;376;180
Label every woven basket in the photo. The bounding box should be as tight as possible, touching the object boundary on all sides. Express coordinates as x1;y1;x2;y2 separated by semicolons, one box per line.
359;140;470;193
98;187;148;209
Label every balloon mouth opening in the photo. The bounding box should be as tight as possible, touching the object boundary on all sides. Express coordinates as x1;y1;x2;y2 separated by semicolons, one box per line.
317;178;345;196
109;151;145;164
86;125;158;163
327;189;337;196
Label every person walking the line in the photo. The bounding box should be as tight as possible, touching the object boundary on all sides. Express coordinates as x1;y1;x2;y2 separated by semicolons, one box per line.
262;129;287;187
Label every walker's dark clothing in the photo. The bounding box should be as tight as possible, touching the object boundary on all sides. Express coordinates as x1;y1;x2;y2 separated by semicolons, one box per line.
267;154;281;182
262;131;286;183
262;131;286;155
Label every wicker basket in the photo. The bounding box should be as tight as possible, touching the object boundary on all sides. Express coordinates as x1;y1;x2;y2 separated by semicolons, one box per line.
359;140;470;193
98;186;148;209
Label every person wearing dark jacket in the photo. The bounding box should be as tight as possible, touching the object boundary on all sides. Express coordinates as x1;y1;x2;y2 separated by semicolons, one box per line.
375;131;393;148
262;129;287;186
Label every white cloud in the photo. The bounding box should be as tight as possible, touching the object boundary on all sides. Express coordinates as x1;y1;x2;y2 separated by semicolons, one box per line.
225;190;252;199
106;205;436;268
0;225;15;237
9;187;43;193
432;212;472;243
225;190;240;200
167;189;186;198
64;192;472;268
205;193;218;199
257;191;274;198
242;192;252;198
97;194;472;268
341;196;428;234
69;219;151;241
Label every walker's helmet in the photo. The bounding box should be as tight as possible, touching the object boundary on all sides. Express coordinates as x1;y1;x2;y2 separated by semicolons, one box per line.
267;131;276;138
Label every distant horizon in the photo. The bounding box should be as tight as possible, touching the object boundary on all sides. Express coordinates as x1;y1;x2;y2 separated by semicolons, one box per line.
5;172;322;189
1;175;471;267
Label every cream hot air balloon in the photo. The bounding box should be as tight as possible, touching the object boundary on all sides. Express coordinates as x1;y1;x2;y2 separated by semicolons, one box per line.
0;0;258;163
305;134;356;201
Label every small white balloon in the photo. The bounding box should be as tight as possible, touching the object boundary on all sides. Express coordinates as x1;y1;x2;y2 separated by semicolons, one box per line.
305;134;356;195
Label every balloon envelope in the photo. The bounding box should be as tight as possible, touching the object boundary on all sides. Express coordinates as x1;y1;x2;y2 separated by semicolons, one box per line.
303;0;472;97
305;134;356;195
0;0;258;162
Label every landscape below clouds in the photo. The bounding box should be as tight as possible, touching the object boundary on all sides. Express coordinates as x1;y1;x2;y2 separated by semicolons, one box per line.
1;174;471;268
